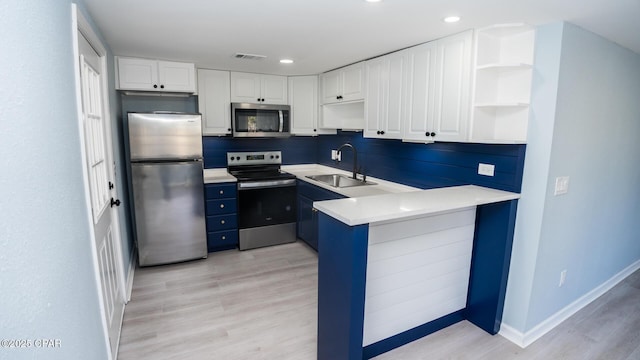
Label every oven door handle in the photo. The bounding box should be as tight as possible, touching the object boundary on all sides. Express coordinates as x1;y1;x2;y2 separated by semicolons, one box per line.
238;178;297;190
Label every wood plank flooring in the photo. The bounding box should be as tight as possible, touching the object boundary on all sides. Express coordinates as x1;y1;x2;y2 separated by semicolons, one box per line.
118;241;640;359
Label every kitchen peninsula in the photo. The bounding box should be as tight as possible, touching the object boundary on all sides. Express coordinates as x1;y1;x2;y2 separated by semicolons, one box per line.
311;182;519;359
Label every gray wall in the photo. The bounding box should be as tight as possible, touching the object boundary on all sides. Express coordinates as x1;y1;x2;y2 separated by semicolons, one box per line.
0;1;109;359
503;22;640;333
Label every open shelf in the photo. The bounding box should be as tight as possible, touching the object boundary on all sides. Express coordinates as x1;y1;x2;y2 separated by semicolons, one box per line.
470;23;535;143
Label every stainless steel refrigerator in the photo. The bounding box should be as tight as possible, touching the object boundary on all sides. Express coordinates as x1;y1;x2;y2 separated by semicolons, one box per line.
127;112;207;266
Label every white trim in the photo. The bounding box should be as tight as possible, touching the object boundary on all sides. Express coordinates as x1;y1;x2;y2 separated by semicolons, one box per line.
125;247;137;303
71;5;113;360
499;259;640;348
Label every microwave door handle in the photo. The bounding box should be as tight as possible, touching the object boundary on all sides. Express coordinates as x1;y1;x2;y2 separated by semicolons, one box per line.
279;111;284;132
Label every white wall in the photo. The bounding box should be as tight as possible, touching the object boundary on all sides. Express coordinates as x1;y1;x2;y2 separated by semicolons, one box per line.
503;21;640;336
0;1;109;359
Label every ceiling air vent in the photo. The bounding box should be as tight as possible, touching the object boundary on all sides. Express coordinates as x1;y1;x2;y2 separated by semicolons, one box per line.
233;53;267;61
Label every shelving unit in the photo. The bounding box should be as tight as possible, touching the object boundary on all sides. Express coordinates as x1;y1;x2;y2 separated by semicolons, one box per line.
470;23;535;143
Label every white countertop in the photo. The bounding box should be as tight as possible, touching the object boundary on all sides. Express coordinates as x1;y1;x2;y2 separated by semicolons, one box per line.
282;164;419;197
203;168;237;184
312;185;520;226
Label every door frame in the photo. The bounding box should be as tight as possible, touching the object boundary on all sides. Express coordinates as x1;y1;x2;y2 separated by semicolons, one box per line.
71;4;127;359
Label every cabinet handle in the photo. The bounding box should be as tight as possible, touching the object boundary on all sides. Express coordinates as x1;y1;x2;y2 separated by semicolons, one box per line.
313;129;317;132
160;85;164;89
220;204;225;209
221;220;225;224
219;190;224;195
381;130;385;135
153;84;158;89
257;98;261;102
425;132;430;137
227;128;231;132
430;132;436;137
222;235;226;240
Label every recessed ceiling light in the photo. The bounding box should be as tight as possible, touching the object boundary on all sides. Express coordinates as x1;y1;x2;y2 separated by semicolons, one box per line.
280;59;294;64
443;16;461;23
365;0;382;3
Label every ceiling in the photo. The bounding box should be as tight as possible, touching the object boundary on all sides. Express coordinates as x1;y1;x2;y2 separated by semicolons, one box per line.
83;0;640;76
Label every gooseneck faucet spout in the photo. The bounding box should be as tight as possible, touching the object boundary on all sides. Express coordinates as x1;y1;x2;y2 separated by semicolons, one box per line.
336;143;358;179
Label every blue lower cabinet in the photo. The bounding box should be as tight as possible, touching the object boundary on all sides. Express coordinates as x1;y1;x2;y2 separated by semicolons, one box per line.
205;183;238;252
297;180;344;251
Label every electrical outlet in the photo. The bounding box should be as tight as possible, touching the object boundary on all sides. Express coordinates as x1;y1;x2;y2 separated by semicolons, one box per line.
331;150;337;160
559;269;567;287
554;176;570;196
478;163;495;177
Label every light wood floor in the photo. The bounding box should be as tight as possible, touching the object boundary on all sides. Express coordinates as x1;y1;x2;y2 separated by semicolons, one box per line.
118;241;640;359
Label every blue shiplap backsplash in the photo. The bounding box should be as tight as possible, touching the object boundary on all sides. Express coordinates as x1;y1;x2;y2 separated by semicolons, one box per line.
120;95;525;192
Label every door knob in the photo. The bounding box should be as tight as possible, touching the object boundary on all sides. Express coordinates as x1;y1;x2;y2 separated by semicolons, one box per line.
110;198;121;207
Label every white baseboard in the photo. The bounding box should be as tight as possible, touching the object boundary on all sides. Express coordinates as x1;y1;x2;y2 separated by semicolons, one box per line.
500;259;640;348
125;247;137;303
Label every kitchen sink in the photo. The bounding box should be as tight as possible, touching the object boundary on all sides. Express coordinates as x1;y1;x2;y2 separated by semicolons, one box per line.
306;174;376;188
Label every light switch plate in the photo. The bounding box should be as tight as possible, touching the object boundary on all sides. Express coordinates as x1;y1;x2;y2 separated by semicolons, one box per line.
554;176;570;196
478;163;495;176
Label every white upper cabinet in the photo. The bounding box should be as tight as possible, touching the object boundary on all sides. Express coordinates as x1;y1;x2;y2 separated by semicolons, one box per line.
403;30;473;143
365;50;407;139
116;57;195;92
431;30;473;142
230;72;287;104
321;62;365;104
470;23;535;143
198;69;231;136
289;76;337;136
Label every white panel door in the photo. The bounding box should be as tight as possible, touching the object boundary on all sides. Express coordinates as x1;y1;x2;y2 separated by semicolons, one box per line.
78;32;125;357
158;61;196;92
230;72;262;103
321;69;342;104
364;57;384;138
198;69;231;135
261;75;288;104
341;62;365;102
432;30;472;141
116;57;158;91
289;75;318;136
403;41;437;142
385;50;406;139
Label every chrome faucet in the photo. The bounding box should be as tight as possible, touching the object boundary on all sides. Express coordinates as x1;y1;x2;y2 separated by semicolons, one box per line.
336;143;359;179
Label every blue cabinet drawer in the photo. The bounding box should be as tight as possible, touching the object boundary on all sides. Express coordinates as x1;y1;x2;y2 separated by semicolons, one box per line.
206;213;237;231
297;180;345;201
205;183;237;200
206;198;237;215
207;229;238;251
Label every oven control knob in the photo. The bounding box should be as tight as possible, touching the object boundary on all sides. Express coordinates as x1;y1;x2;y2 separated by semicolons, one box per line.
230;156;235;161
276;155;280;159
270;155;274;159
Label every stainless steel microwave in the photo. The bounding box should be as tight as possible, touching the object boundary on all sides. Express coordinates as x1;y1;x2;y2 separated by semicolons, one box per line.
231;103;291;138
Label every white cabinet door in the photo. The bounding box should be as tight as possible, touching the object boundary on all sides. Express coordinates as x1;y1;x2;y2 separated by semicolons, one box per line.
117;57;158;91
403;42;437;142
364;58;384;138
158;61;196;92
385;51;406;139
198;69;231;135
341;62;365;102
321;62;365;104
365;52;406;139
230;72;261;103
432;30;472;142
261;75;288;105
321;70;342;104
289;76;318;136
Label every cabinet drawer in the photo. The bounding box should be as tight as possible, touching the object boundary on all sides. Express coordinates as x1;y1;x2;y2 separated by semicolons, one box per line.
206;214;237;231
298;180;345;201
205;183;237;200
206;198;237;215
207;229;238;251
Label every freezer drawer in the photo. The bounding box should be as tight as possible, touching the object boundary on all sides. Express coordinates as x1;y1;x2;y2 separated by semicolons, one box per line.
131;161;207;266
128;113;203;161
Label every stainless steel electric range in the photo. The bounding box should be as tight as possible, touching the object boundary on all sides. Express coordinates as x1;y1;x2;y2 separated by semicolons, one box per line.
227;151;297;250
